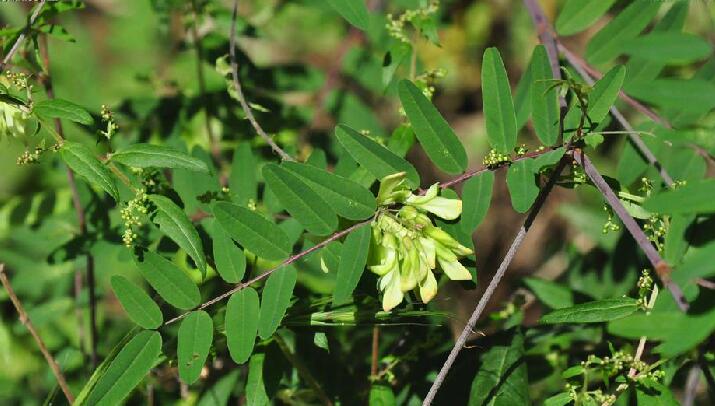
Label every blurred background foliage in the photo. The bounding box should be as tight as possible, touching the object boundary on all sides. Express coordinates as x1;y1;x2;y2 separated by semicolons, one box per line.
0;0;714;404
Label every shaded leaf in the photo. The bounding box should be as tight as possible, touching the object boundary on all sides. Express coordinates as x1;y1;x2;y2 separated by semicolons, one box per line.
513;47;537;129
263;163;337;235
585;1;661;64
60;142;118;201
212;224;246;283
540;298;638;324
110;275;163;329
333;225;371;305
149;195;207;274
197;370;240;406
530;45;559;145
110;144;209;172
213;202;291;261
85;331;162;405
258;266;297;339
226;287;260;364
506;159;537;213
555;0;616;36
369;384;396;406
482;47;517;154
229;142;258;205
246;353;269;406
524;277;573;309
325;0;369;30
643;179;715;214
336;124;420;188
33;98;92;125
587;65;625;125
468;330;529;406
134;251;201;310
628;79;715;112
178;310;214;384
460;170;494;233
398;80;467;174
623;32;711;64
282;161;376;220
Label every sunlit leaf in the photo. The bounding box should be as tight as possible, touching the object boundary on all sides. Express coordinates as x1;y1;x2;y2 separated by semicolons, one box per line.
398;80;468;174
333;225;371;305
258;266;297;339
555;0;616;36
460;170;494;233
110;275;163;329
623;32;711;64
33;98;92;125
134;251;201;310
540;298;639;324
213;202;292;261
110;144;209;172
149;195;207;274
178;310;213;384
226;287;260;364
60;141;118;201
212;224;246;283
506;159;537;213
587;65;625;125
530;45;559;145
482;47;517;154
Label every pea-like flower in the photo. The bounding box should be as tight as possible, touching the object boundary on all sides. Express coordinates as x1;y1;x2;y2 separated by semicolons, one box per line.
369;172;473;311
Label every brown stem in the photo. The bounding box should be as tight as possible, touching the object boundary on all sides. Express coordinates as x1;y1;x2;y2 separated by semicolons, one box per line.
229;0;294;162
0;264;75;403
190;0;222;164
39;35;99;367
370;326;380;378
275;334;333;406
423;156;571;406
0;1;46;73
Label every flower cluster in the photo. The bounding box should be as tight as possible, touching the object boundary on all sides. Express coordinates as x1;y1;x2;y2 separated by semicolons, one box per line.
386;0;440;44
100;104;119;141
0;101;29;139
368;172;473;311
121;188;149;247
482;148;510;168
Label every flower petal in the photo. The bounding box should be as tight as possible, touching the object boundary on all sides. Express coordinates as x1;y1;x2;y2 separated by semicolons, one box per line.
419;270;438;303
438;256;472;280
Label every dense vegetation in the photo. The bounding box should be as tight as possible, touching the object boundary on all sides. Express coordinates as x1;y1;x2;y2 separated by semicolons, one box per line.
0;0;714;404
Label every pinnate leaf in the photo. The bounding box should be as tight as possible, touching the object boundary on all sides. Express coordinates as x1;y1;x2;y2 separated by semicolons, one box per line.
212;224;246;283
530;45;559;146
587;65;625;125
110;276;163;329
482;47;517;154
226;287;260;364
468;330;528;406
111;144;209;172
398;80;467;174
213;202;292;261
263;163;338;236
623;32;711;64
335;124;420;188
34;98;93;125
506;159;538;213
325;0;369;30
149;195;207;274
178;310;214;384
258;265;297;339
60;141;119;201
460;171;494;233
333;225;371;305
85;331;162;405
134;251;201;310
555;0;616;36
643;179;715;214
540;298;639;324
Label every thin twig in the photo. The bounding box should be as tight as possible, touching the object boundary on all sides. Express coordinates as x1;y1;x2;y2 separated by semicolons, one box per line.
229;0;294;161
275;334;333;406
0;264;75;403
422;157;571;406
0;1;46;73
371;326;380;378
39;34;99;368
573;150;688;311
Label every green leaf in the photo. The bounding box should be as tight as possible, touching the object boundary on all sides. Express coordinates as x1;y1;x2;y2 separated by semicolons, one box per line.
246;353;269;406
530;45;559;145
110;144;209;172
33;98;93;125
643;179;715;214
627;79;715;110
85;331;162;405
229;142;258;205
555;0;616;36
585;1;661;65
212;202;292;261
672;240;715;284
664;214;694;265
460;170;494;233
513;47;537;129
325;0;369;31
197;370;240;406
134;251;201;310
333;225;371;305
282;162;376;220
335;124;420;188
636;384;679;406
226;287;260;364
212;224;246;283
258;266;297;339
587;65;625;125
540;298;639;324
524;277;573;309
110;276;163;329
59;142;118;201
263;163;338;235
149;195;207;274
544;392;573;406
178;310;214;384
623;32;711;64
482;47;517;154
398;80;467;174
369;384;396;406
468;330;528;406
506;159;537;213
